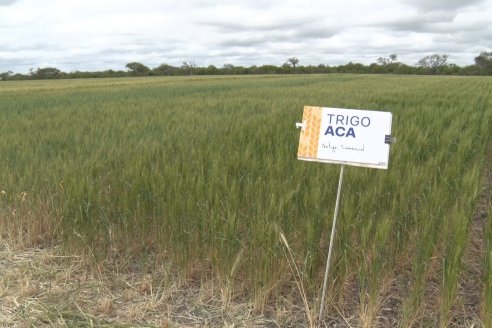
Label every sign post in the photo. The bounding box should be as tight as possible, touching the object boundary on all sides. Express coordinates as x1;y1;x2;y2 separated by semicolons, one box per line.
296;106;394;325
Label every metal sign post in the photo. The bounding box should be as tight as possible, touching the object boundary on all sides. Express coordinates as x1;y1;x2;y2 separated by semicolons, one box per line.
318;164;344;323
296;106;395;326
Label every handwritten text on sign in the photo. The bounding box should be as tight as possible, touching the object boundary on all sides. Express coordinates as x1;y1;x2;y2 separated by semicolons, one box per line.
297;106;393;169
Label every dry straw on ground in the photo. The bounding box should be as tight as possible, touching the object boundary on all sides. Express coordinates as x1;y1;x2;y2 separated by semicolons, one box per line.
0;242;313;327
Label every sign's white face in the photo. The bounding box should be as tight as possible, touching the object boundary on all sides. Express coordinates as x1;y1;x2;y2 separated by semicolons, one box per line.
297;106;393;169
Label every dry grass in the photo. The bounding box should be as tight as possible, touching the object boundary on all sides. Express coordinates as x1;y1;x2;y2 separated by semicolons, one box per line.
0;241;314;327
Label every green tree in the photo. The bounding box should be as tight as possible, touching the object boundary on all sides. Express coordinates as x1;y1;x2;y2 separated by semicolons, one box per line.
0;70;13;81
153;64;177;76
34;67;61;79
222;63;235;74
474;51;492;75
417;54;448;74
374;54;403;74
125;62;151;76
205;65;218;75
181;61;196;75
286;57;299;69
258;65;280;74
377;57;389;66
377;54;398;66
284;57;300;73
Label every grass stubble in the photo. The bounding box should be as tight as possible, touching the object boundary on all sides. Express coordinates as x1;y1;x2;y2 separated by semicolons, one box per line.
1;75;491;327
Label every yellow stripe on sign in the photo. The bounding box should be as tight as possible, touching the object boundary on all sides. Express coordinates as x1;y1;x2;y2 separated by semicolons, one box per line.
297;106;322;159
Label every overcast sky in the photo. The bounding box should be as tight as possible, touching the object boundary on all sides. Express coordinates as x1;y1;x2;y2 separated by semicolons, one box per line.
1;0;491;73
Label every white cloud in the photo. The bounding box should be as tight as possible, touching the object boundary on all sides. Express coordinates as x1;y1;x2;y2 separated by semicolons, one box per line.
0;0;17;5
0;0;491;73
401;0;485;11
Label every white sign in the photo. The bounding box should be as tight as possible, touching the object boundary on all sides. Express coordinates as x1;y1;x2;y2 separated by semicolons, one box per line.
297;106;393;169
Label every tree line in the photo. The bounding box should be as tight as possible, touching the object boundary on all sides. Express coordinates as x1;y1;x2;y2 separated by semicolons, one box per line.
1;52;491;81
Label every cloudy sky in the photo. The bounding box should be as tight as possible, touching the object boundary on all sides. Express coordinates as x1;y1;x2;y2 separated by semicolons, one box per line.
0;0;491;73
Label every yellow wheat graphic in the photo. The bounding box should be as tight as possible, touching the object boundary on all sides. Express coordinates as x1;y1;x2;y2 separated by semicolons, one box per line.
297;106;322;159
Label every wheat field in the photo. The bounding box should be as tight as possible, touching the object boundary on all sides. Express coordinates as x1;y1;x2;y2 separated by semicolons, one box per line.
1;74;491;327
